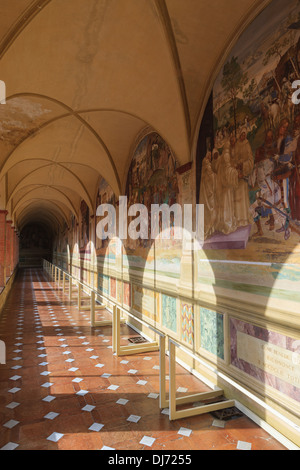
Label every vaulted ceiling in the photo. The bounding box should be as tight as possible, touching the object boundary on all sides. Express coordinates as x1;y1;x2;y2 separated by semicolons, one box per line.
0;0;272;233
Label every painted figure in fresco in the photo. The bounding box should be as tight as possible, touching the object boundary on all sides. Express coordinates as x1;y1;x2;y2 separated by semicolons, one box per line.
269;100;281;130
229;133;237;165
249;129;280;236
232;128;254;228
198;0;300;247
151;141;160;171
272;118;295;239
80;200;90;250
261;101;271;132
96;190;103;250
289;114;300;221
214;141;239;234
125;132;179;249
281;77;293;109
199;148;217;238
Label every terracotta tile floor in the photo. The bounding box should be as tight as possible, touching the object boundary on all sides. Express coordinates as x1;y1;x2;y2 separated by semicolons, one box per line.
0;268;287;451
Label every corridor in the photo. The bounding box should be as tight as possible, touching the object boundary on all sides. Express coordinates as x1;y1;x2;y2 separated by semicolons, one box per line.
0;268;286;451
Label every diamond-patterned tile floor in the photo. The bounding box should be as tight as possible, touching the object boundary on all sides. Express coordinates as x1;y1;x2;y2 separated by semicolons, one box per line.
0;268;287;450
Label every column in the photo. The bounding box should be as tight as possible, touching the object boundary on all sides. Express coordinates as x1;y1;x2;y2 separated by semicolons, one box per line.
0;211;7;287
15;230;19;270
10;226;15;274
12;230;16;271
6;220;12;278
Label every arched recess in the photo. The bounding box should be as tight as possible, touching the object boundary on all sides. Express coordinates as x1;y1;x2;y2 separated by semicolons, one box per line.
11;185;79;221
16;199;70;229
7;163;94;212
12;190;76;225
0;0;192;165
17;206;62;234
0;111;121;197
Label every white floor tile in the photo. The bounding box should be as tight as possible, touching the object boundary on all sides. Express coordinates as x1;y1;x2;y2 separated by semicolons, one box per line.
47;432;64;443
1;442;19;450
44;412;59;420
41;382;53;388
42;395;56;402
116;398;129;405
8;388;21;394
6;402;20;409
237;441;252;450
178;427;192;437
76;390;89;396
3;420;19;429
212;419;226;428
140;436;156;447
127;415;141;423
82;405;95;412
107;385;119;391
89;423;104;432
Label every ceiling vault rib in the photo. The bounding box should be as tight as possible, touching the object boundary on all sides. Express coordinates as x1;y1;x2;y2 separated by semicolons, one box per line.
12;185;79;220
153;0;191;140
0;105;148;184
0;0;52;60
3;92;121;193
18;208;62;231
6;157;106;183
7;162;93;212
17;199;68;225
0;112;71;175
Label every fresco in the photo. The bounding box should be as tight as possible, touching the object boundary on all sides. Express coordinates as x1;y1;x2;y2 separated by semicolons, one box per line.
0;97;54;149
68;214;75;249
125;132;182;277
95;177;116;255
198;0;300;256
196;0;300;302
79;200;89;251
